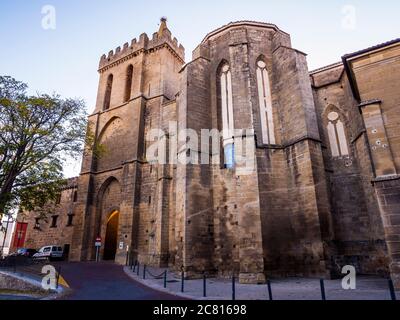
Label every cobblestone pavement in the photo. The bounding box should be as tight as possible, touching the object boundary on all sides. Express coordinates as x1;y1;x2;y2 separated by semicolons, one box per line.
124;265;399;300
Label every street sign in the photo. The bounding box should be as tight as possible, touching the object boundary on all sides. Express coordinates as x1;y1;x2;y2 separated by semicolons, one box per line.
95;236;101;262
95;237;101;247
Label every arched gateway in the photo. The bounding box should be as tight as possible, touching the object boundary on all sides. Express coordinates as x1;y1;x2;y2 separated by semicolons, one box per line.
103;210;119;260
95;177;122;261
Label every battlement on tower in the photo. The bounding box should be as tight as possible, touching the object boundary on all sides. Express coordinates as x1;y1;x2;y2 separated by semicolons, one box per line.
98;20;185;71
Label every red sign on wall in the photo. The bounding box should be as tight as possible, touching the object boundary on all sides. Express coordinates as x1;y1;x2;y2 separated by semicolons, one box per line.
12;222;28;249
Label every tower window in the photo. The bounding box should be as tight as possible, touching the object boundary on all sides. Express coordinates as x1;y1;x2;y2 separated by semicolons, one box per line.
124;65;133;102
327;111;349;157
103;74;113;110
73;190;78;202
219;62;235;169
256;60;275;145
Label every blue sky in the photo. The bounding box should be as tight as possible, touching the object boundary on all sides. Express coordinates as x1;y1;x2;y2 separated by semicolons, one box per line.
1;0;399;177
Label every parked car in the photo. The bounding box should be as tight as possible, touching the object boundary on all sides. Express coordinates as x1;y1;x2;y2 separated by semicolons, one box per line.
1;249;37;266
14;248;38;257
33;246;64;261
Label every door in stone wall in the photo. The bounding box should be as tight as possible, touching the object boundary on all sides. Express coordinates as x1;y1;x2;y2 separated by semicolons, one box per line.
103;211;119;260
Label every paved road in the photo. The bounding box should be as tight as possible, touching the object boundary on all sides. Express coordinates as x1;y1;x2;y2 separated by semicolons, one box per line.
0;295;39;300
57;261;181;300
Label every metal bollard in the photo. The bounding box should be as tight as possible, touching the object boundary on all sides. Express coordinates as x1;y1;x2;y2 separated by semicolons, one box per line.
163;271;167;288
143;265;146;279
320;279;326;301
181;271;185;293
388;279;397;301
232;276;236;301
267;279;273;301
203;273;207;298
137;262;140;276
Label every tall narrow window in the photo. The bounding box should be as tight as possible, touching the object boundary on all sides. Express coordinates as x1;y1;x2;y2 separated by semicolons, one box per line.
67;214;74;227
73;190;78;202
51;216;59;228
124;65;133;102
256;60;275;145
327;111;349;157
219;63;234;168
103;74;113;110
34;218;41;230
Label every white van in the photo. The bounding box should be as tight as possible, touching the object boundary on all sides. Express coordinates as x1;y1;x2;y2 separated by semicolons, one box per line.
33;246;64;261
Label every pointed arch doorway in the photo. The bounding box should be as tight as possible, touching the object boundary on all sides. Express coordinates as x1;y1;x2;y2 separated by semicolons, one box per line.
103;211;119;261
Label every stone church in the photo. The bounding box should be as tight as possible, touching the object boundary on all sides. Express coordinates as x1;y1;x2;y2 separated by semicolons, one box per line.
17;19;400;286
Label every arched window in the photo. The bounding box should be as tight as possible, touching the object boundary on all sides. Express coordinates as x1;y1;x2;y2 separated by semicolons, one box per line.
327;111;349;157
218;62;234;169
124;65;133;102
256;60;275;145
103;74;113;111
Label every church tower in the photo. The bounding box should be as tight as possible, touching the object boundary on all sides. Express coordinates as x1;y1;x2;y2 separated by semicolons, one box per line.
69;19;185;265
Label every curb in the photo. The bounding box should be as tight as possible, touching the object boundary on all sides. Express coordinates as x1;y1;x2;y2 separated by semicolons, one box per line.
123;267;202;300
0;270;68;300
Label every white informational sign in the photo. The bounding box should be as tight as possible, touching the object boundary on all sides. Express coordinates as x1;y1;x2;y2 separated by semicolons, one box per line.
119;242;124;250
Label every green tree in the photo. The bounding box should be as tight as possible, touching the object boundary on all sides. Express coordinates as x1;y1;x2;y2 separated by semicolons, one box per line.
0;76;95;223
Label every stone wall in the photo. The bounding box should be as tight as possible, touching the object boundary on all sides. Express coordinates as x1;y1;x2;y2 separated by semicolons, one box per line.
19;21;399;286
18;178;78;258
0;272;49;294
311;63;389;276
344;40;400;287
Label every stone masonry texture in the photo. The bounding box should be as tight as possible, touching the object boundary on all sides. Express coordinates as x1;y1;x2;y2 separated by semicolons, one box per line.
17;20;400;287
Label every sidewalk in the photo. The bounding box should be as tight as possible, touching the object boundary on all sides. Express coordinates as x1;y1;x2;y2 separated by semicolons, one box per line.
123;265;398;300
